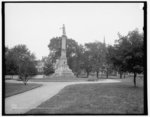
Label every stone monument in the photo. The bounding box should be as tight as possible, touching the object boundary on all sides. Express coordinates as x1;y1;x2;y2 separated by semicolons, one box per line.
53;24;75;78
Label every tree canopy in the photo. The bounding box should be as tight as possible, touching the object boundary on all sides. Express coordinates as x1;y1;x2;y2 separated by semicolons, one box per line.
109;29;143;86
5;45;37;85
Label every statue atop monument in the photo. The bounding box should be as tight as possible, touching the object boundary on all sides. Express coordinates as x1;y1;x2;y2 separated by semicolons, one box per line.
62;24;66;35
52;24;75;78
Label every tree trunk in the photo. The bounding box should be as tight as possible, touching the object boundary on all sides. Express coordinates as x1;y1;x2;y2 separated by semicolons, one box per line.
133;72;137;87
96;71;99;78
22;77;27;85
87;72;89;78
24;82;27;85
76;73;79;78
106;69;109;78
124;73;126;78
120;72;122;79
99;71;101;79
23;79;26;85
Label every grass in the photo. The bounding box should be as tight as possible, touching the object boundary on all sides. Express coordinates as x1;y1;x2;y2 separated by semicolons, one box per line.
5;83;42;98
27;77;144;114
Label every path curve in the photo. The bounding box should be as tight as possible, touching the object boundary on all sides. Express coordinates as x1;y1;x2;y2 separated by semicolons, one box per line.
5;79;121;114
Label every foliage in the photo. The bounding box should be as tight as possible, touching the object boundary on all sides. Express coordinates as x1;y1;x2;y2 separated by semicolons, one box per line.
105;45;116;78
106;44;126;78
80;50;92;77
110;29;143;86
19;55;37;85
5;47;18;75
43;56;54;75
124;30;143;74
71;44;85;77
5;45;37;85
83;42;106;78
48;37;62;62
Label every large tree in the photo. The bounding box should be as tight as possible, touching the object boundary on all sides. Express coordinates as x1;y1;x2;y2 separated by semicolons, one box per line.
84;42;106;78
105;45;116;78
113;29;143;86
19;54;37;85
48;37;61;63
5;47;15;76
5;47;18;76
110;42;127;78
71;44;85;77
81;50;93;78
5;45;37;85
124;30;143;86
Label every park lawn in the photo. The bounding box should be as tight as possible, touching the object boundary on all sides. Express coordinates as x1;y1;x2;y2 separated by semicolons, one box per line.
27;78;144;114
5;83;42;98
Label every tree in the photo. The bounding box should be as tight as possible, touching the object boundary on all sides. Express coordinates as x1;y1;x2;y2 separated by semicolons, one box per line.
48;37;61;63
109;43;126;78
124;30;143;86
66;38;79;71
81;49;93;78
5;45;37;85
43;56;54;75
105;45;115;78
5;47;18;77
84;42;106;78
19;54;37;85
71;44;85;77
113;29;143;86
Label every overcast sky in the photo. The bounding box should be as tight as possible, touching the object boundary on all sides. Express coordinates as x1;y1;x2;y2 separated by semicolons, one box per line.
5;3;144;60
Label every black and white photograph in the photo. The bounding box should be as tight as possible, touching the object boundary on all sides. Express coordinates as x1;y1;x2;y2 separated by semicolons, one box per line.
2;1;147;115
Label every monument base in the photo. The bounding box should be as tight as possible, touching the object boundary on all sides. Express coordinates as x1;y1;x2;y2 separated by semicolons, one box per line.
53;66;75;78
52;57;75;78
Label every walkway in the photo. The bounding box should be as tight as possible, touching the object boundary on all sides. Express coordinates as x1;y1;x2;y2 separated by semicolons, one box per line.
5;79;121;114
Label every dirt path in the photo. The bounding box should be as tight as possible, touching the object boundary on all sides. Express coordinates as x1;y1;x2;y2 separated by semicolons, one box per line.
5;79;121;114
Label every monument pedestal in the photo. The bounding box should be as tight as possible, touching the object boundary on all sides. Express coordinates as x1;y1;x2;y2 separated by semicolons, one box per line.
53;57;75;78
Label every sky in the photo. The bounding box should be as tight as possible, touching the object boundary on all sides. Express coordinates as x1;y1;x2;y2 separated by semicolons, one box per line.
5;3;144;60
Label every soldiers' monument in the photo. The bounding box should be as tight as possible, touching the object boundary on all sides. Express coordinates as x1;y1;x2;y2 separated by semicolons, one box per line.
53;24;75;78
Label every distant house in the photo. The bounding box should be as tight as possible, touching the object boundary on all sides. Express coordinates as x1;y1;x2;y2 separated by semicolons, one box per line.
35;60;44;74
